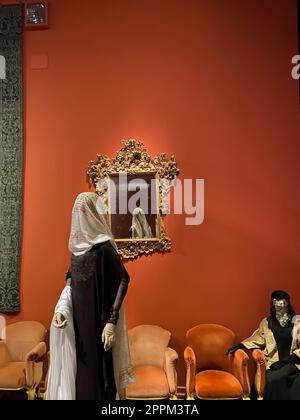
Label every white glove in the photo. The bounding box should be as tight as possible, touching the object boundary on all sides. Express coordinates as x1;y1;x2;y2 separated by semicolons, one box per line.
53;312;68;329
101;323;116;352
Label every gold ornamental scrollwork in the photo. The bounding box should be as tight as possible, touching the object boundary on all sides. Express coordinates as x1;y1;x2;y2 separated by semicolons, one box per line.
87;139;179;260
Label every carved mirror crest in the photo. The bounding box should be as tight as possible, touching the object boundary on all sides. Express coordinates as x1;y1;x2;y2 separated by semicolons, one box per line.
87;139;179;260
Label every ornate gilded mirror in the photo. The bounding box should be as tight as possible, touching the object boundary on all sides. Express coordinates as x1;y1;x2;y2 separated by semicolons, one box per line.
87;139;179;260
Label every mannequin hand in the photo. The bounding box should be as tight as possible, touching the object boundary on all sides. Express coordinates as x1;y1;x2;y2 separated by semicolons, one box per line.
226;343;245;355
270;361;285;371
53;313;68;329
101;323;116;352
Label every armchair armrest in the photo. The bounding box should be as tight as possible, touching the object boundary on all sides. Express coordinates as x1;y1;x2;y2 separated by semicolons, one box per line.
25;342;47;388
163;347;178;396
229;349;250;399
184;346;196;399
26;342;47;362
252;349;266;400
0;341;7;367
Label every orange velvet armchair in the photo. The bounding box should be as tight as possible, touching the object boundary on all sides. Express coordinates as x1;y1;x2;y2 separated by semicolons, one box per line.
184;324;251;400
126;325;178;400
0;321;47;400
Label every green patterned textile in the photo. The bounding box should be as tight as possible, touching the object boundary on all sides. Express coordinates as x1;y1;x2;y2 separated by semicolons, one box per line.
0;5;23;312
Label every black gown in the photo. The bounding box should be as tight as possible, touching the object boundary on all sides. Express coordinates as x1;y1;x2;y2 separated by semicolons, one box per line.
68;241;130;400
264;318;300;400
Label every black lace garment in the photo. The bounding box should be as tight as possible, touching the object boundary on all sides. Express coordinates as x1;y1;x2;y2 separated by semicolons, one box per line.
271;318;293;361
68;241;130;400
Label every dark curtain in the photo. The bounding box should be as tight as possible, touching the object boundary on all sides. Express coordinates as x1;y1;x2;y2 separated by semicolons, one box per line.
0;5;23;312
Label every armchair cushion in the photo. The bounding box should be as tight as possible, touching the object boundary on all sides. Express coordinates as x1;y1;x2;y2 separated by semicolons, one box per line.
0;362;26;389
195;370;243;399
128;325;171;369
126;365;169;399
186;324;235;372
6;321;47;362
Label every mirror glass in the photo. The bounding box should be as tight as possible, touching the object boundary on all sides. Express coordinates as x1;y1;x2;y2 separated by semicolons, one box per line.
109;173;158;240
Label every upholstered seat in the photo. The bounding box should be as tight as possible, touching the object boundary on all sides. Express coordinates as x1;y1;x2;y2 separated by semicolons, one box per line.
0;362;27;389
184;324;251;400
0;321;47;399
126;325;178;400
195;370;243;399
126;365;170;399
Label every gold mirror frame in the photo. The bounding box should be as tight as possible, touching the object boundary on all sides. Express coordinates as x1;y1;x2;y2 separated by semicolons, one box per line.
87;139;179;260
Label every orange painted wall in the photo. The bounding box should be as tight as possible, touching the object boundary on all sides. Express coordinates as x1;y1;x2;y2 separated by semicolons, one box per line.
2;0;300;384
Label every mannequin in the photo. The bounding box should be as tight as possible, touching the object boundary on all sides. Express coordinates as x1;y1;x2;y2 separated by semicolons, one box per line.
47;192;135;400
228;290;300;400
130;207;153;239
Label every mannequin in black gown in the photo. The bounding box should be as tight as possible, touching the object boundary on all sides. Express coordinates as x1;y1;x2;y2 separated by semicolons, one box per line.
53;192;133;400
69;241;129;400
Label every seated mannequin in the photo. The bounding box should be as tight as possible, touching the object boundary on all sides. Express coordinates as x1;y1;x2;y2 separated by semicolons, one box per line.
228;290;300;400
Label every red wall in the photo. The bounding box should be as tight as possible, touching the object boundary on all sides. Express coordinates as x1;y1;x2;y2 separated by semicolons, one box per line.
2;0;300;384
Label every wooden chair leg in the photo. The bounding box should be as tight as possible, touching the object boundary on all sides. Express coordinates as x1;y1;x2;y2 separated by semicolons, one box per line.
27;385;37;400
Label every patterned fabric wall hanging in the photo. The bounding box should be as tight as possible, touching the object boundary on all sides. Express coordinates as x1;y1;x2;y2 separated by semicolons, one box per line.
0;5;23;312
